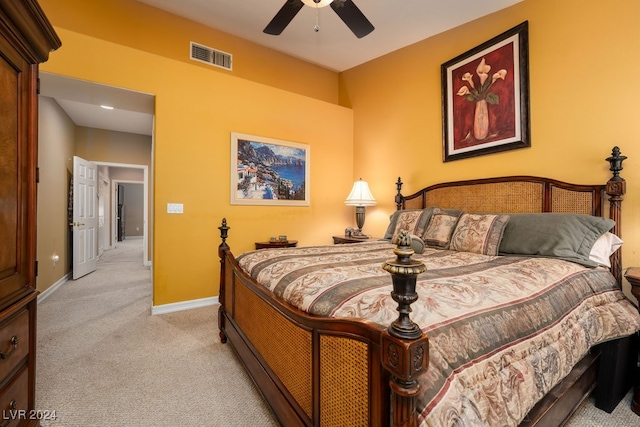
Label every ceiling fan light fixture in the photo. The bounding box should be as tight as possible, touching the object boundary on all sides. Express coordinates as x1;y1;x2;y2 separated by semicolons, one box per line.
301;0;333;8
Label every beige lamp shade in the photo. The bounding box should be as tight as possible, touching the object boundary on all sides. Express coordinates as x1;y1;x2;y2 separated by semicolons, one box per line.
345;179;376;206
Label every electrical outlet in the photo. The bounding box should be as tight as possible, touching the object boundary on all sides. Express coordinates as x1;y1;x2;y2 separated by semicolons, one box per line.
52;254;59;267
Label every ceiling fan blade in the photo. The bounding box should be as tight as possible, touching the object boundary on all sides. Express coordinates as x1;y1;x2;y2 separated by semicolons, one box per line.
264;0;305;35
330;0;374;39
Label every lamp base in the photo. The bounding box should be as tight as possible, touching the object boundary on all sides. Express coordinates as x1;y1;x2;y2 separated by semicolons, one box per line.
350;229;369;239
354;206;367;235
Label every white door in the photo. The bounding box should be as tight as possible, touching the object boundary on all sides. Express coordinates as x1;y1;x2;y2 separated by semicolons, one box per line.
72;156;98;279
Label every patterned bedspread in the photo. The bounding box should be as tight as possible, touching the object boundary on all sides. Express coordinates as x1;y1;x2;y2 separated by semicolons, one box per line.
237;241;640;426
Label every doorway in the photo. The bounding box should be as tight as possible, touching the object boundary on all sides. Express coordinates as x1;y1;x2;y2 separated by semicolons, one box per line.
97;162;150;267
37;72;154;292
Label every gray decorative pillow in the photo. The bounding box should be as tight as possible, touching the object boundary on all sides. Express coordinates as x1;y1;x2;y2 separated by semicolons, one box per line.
422;208;463;249
498;213;615;267
450;213;510;255
383;208;435;243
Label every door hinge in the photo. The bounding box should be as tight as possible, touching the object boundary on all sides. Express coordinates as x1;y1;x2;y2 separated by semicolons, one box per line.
36;77;40;95
34;260;38;277
36;167;39;183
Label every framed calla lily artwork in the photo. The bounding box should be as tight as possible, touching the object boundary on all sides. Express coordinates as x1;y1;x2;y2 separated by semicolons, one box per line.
442;21;530;162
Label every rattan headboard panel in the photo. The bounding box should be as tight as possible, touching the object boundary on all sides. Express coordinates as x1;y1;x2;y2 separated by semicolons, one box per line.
549;186;596;214
425;182;544;213
401;176;605;216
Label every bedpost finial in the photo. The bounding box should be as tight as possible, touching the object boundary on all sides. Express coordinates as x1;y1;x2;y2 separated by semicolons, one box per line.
606;146;627;182
395;177;404;211
382;231;426;340
397;230;411;248
219;218;230;245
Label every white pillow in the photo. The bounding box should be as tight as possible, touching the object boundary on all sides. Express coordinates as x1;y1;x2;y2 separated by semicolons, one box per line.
589;232;623;267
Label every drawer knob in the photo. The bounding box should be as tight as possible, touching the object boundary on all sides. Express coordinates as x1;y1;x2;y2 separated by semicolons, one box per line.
0;401;16;427
0;336;18;360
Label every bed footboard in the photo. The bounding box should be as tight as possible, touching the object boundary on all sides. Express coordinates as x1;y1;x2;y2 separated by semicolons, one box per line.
217;221;387;426
217;223;430;427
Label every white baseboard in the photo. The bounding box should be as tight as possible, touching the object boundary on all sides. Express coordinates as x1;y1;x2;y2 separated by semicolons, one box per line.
38;272;72;303
151;296;219;315
37;272;217;315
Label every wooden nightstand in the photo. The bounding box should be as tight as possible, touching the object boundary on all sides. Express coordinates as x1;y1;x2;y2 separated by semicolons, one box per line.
333;235;377;244
624;267;640;415
255;240;298;249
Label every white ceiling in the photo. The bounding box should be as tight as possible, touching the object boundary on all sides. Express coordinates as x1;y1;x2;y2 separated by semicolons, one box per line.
138;0;521;72
40;0;521;136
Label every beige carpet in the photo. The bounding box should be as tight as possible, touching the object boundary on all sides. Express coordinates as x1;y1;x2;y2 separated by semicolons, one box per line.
35;239;638;426
36;239;277;427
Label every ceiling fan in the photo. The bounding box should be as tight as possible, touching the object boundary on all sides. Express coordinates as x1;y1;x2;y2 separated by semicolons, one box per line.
264;0;374;39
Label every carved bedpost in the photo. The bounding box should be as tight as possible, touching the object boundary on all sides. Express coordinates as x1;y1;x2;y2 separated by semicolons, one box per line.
395;177;404;211
218;218;230;343
381;231;429;427
605;147;626;286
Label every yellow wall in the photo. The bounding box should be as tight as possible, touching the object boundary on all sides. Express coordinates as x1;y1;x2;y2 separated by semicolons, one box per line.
38;0;338;104
340;0;640;298
39;24;353;305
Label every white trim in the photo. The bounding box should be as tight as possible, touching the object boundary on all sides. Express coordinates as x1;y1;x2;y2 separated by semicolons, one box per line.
151;296;219;315
37;272;72;303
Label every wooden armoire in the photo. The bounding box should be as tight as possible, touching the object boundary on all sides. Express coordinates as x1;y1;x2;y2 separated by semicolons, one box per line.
0;1;60;424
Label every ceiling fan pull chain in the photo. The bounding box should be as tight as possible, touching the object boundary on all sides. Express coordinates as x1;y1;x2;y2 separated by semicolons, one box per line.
314;7;320;32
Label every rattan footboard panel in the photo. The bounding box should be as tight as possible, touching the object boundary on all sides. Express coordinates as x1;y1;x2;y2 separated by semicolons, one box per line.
320;335;369;427
235;280;313;418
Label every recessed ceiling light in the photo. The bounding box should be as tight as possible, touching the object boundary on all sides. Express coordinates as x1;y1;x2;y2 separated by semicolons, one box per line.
100;105;114;110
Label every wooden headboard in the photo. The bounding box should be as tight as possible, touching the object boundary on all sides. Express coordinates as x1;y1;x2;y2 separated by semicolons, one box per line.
397;176;605;215
393;147;627;284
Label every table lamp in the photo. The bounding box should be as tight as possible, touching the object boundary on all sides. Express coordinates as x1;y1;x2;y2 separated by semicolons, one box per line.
345;178;376;238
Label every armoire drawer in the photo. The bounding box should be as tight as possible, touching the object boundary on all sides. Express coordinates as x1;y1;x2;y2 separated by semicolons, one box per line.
0;311;29;383
0;365;28;427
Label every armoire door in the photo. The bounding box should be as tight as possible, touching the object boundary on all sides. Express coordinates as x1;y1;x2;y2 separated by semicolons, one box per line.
0;2;61;422
0;27;37;309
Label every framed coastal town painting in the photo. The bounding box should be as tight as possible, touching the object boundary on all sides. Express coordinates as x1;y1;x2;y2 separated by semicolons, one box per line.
230;132;310;206
442;21;530;162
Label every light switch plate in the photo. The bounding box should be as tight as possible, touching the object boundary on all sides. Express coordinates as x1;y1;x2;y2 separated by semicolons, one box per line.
167;203;183;214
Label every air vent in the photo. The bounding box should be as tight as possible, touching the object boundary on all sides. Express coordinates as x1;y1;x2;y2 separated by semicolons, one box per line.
190;42;232;71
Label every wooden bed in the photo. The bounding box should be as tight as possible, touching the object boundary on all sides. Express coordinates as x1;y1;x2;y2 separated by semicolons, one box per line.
216;146;637;427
